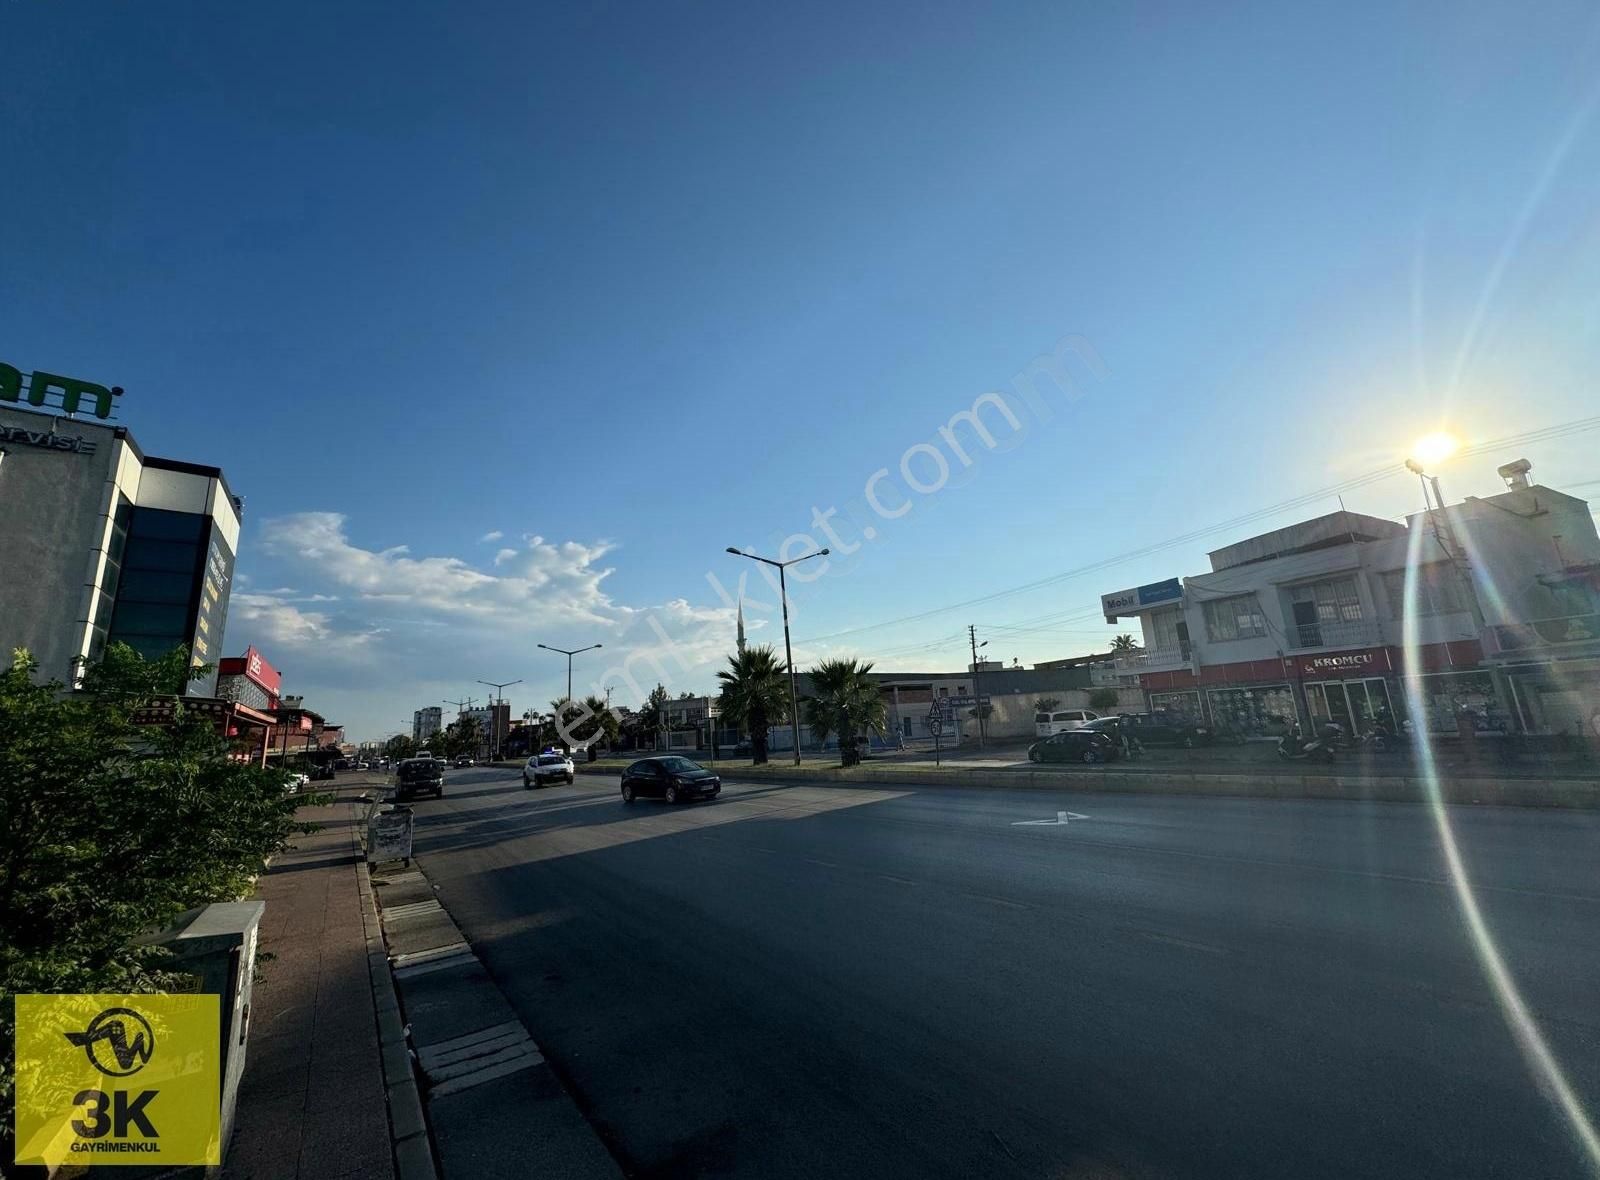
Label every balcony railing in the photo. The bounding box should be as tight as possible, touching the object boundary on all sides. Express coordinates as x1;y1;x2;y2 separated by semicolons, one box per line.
1289;619;1381;650
1113;645;1191;673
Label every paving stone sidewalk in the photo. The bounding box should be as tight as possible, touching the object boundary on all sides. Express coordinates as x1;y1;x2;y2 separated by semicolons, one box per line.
222;781;401;1180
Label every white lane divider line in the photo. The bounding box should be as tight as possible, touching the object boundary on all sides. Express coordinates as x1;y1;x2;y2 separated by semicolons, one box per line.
1012;811;1090;826
390;941;470;967
393;951;477;980
383;899;444;920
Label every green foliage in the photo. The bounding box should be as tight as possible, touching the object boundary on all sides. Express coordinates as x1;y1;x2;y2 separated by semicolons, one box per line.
0;644;316;1143
717;648;786;765
802;658;887;767
1088;687;1121;712
436;716;480;759
635;684;672;747
1110;633;1140;652
551;696;618;760
1033;697;1062;714
386;734;418;760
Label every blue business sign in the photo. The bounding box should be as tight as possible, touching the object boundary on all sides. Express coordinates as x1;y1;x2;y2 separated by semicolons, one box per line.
1101;577;1184;621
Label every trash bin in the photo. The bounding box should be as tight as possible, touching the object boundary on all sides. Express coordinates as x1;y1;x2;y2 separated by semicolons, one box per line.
367;804;414;866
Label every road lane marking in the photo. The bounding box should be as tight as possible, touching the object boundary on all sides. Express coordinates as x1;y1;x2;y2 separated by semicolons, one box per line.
877;874;918;885
1012;811;1090;826
803;857;839;868
957;890;1034;910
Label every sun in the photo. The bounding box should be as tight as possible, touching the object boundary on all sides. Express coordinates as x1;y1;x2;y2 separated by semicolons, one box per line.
1410;431;1460;469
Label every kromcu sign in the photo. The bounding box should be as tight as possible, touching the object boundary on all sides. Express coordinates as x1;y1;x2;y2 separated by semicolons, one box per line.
1293;647;1393;678
1;361;123;419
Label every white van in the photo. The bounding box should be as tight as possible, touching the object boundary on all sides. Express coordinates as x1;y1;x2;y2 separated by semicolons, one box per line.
1034;709;1099;737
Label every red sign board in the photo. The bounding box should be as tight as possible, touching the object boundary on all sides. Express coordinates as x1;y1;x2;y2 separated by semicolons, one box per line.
242;646;282;694
1293;646;1394;679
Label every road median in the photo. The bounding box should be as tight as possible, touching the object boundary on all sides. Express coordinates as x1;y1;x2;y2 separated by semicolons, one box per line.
569;758;1599;809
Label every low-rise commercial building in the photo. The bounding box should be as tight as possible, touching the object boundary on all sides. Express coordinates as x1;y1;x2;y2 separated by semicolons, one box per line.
1101;459;1600;738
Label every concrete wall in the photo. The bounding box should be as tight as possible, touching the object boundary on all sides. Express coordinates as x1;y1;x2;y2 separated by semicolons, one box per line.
0;408;121;681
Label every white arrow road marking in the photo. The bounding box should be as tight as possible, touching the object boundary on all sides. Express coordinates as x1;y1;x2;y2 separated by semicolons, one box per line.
1012;811;1090;826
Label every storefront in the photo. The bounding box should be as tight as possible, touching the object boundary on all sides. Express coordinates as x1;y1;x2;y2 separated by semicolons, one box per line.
1148;689;1203;723
1294;647;1399;735
1206;683;1298;738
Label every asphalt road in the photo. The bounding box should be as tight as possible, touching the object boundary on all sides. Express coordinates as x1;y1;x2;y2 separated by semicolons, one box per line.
407;767;1600;1179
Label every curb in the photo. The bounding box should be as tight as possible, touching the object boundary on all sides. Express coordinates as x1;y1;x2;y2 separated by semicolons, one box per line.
356;852;439;1180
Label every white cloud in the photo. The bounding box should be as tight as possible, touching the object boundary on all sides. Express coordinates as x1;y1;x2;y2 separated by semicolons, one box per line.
231;512;744;737
479;530;503;543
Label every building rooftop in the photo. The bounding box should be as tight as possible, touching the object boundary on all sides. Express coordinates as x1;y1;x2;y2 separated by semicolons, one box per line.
1207;510;1406;572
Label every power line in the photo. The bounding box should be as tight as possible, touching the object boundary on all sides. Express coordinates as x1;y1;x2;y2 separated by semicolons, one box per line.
807;413;1600;646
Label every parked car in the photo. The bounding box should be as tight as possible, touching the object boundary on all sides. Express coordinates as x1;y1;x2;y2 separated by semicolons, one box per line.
1033;709;1100;737
309;764;336;781
285;770;311;793
454;756;474;768
620;756;722;804
1094;712;1242;749
522;751;575;788
394;756;445;801
1027;729;1121;764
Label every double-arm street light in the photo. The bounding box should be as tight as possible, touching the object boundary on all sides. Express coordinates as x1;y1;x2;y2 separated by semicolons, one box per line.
476;678;522;761
536;643;603;709
725;545;829;766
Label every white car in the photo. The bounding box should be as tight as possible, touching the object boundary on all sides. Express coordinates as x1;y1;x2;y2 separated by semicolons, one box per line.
523;752;575;789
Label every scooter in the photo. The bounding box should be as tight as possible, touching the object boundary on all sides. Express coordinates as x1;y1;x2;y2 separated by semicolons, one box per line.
1277;722;1340;762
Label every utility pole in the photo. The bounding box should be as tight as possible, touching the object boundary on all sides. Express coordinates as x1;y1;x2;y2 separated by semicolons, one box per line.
968;625;989;749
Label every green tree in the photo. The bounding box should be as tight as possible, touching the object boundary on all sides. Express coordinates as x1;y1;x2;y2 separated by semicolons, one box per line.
386;734;418;760
802;658;887;767
716;647;786;764
0;644;317;1144
1089;687;1121;712
1033;696;1061;715
1110;633;1140;652
553;695;620;761
637;684;671;749
437;716;480;759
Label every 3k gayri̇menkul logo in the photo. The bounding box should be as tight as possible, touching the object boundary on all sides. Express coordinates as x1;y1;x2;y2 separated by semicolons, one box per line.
63;1007;156;1077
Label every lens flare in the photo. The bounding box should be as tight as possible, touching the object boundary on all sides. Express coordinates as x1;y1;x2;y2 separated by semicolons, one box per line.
1400;525;1600;1174
1410;431;1460;469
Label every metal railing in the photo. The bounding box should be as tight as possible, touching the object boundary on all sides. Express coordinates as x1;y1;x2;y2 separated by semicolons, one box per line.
1289;619;1380;650
1113;645;1190;672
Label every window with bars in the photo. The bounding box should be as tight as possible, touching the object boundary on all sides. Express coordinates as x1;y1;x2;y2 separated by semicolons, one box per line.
1202;594;1267;641
1288;576;1363;622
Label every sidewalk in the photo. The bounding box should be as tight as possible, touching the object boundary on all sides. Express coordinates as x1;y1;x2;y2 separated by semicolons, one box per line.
223;781;397;1180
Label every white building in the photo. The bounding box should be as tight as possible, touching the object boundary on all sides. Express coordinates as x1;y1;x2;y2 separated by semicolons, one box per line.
413;706;442;745
1102;459;1600;737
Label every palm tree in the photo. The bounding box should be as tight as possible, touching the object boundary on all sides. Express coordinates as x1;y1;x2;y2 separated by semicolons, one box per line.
803;658;888;767
717;645;787;765
1110;633;1140;652
1033;696;1062;715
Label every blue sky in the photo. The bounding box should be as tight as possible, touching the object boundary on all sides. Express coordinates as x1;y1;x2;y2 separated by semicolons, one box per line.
6;1;1600;739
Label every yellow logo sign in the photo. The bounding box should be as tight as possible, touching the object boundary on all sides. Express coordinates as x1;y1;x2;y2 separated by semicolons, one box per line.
13;994;221;1167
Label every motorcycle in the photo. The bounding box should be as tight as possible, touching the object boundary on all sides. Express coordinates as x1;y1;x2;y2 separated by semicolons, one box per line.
1277;722;1341;762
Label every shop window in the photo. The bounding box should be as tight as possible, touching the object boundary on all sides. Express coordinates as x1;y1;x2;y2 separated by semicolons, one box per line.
1206;684;1297;738
1149;691;1202;723
1202;595;1267;642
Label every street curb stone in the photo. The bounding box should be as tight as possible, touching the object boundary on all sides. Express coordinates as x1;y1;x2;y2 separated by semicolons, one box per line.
357;851;439;1180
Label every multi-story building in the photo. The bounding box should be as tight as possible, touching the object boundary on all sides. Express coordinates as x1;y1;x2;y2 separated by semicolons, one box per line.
1101;458;1600;738
1;377;240;692
413;706;443;745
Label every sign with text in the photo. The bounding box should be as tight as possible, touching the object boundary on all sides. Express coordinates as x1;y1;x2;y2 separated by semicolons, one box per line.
1101;577;1184;622
0;421;99;456
1293;646;1394;679
13;993;221;1168
1;362;122;419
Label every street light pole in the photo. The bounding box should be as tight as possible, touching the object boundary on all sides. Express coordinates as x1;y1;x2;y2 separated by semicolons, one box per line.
536;643;603;751
476;678;522;762
725;545;829;766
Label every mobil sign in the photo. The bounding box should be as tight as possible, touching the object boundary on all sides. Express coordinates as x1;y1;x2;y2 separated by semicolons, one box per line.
1102;578;1183;623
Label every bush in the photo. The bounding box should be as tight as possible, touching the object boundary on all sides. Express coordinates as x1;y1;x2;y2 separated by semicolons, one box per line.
0;644;317;1146
1088;688;1121;712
